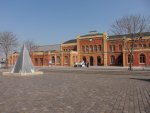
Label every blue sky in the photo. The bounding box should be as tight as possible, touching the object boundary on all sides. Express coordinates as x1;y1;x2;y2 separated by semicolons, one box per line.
0;0;149;45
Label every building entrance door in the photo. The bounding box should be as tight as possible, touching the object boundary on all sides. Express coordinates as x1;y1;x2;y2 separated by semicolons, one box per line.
117;54;123;66
83;56;86;63
97;56;101;66
90;56;94;66
52;56;55;65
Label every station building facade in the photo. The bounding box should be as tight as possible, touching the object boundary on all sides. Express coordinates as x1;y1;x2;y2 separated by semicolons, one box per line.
8;32;150;67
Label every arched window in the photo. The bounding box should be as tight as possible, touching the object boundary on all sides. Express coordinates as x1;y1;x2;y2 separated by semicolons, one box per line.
90;45;93;52
111;55;115;64
64;56;69;64
98;45;101;52
140;54;145;63
94;45;97;52
128;55;133;63
86;45;89;52
56;56;60;64
82;46;85;53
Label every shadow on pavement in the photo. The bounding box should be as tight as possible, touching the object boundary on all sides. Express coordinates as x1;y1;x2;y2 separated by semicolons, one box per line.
130;78;150;82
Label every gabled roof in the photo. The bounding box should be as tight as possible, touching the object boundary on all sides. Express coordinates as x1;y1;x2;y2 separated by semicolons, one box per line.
63;39;77;44
109;32;150;39
37;44;60;52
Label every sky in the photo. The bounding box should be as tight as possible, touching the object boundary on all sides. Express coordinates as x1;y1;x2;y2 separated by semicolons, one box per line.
0;0;149;45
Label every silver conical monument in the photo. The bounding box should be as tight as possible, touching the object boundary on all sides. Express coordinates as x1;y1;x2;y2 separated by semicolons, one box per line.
11;45;35;74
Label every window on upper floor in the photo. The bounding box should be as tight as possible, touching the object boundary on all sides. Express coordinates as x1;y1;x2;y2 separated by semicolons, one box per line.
90;45;93;52
86;45;89;52
98;45;101;52
94;45;97;52
110;45;115;52
82;46;85;53
119;45;122;51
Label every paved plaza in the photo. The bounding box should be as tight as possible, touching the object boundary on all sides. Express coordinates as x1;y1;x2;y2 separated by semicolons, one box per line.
0;68;150;113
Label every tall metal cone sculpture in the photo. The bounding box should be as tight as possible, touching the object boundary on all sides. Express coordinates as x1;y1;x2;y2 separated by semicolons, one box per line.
11;45;35;74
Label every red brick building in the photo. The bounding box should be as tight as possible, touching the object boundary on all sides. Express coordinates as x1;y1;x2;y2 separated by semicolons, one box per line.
8;32;150;67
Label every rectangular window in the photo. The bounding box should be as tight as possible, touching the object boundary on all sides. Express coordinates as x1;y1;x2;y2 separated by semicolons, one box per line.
140;54;145;63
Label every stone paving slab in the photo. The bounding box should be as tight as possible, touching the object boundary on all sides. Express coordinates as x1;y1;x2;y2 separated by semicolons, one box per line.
0;71;149;113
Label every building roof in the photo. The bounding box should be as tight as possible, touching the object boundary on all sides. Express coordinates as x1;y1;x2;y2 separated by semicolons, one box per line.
37;44;60;52
63;39;77;44
109;32;150;39
80;31;103;37
80;33;102;37
62;31;103;44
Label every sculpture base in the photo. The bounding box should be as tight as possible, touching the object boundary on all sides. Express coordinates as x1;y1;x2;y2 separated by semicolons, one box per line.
2;71;43;76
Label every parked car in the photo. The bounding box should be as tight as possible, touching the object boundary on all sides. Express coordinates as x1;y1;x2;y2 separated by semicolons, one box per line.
74;61;85;67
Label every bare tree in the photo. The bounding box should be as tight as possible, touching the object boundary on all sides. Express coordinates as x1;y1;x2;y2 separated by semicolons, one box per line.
111;15;150;35
0;32;18;68
111;14;150;70
23;40;39;53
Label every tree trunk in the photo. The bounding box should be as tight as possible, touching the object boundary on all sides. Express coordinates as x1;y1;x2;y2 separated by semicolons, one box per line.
4;53;9;68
